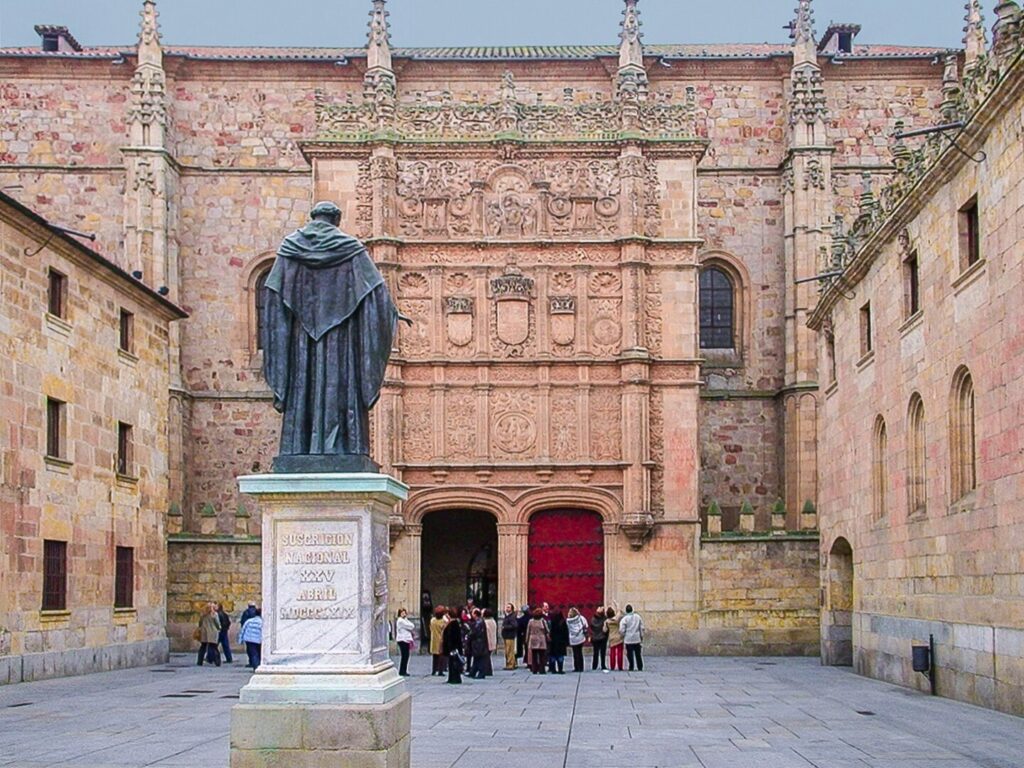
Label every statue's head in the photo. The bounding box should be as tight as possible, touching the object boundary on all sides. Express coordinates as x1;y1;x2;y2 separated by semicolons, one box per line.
310;201;342;227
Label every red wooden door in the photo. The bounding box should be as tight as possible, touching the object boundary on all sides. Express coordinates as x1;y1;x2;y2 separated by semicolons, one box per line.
527;509;604;616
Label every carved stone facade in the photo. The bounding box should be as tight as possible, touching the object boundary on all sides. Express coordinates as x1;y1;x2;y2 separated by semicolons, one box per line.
1;0;980;664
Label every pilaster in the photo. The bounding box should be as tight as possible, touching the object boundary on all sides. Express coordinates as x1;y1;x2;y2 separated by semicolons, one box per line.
497;522;529;607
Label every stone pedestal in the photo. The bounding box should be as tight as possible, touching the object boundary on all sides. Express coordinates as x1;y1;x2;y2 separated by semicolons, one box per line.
230;473;411;768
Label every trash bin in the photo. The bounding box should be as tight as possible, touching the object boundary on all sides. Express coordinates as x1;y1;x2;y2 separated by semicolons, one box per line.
912;643;931;673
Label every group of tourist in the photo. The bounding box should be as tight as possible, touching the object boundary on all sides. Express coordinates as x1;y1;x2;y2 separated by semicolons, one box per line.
409;600;645;684
195;600;263;669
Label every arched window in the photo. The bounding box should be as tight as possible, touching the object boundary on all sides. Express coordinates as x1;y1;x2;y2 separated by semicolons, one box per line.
872;416;888;519
254;266;271;352
699;267;735;349
950;367;976;500
907;393;927;516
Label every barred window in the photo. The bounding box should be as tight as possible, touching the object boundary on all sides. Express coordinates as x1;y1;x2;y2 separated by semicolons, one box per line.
699;267;735;350
115;546;134;609
42;540;67;611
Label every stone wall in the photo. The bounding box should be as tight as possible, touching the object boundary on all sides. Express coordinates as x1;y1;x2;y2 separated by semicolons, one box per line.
166;537;261;651
815;47;1024;714
695;536;820;656
0;197;180;683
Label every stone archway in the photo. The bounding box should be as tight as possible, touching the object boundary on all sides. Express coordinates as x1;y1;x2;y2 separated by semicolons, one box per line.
822;536;854;666
420;509;499;613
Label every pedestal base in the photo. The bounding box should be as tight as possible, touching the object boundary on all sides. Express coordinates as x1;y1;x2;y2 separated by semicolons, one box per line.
230;693;411;768
271;453;381;474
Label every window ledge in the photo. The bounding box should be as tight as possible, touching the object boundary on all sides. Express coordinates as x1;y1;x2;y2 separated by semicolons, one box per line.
824;380;838;398
44;455;72;473
39;610;70;622
113;607;136;621
949;490;976;515
117;348;139;366
856;349;875;370
116;473;139;487
45;313;71;336
952;258;986;294
899;310;924;336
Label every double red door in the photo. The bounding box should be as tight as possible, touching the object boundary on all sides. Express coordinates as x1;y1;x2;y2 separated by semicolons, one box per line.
527;509;604;616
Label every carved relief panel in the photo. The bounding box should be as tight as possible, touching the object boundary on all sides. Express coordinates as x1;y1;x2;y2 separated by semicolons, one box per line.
587;271;623;357
489;267;535;358
589;387;622;461
397;271;433;357
490;390;537;459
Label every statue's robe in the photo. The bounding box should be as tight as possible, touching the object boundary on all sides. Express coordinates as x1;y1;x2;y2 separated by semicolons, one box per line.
262;220;397;461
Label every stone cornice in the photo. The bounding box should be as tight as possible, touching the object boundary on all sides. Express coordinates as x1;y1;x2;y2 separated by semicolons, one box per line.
808;48;1024;331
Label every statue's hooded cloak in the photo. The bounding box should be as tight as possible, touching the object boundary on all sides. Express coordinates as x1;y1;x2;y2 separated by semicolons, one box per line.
262;219;398;458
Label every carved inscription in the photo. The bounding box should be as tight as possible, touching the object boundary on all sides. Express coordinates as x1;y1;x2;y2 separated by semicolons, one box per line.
275;521;359;646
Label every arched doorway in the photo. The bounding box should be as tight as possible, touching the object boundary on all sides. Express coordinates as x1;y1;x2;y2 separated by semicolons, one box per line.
823;537;854;666
528;509;604;615
420;510;498;612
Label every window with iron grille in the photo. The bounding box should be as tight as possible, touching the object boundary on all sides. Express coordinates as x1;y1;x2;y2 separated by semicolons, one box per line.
903;251;920;319
958;196;980;271
699;267;735;350
859;302;873;356
42;539;67;611
115;546;134;608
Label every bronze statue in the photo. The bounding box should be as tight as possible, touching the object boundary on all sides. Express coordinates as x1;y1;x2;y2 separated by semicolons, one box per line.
261;201;404;473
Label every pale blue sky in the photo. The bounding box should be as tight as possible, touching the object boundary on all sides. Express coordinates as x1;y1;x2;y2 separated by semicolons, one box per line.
0;1;967;50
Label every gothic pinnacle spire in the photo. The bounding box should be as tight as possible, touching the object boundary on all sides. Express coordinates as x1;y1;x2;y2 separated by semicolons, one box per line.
963;0;987;66
618;0;644;71
367;0;393;73
137;0;162;67
790;0;817;67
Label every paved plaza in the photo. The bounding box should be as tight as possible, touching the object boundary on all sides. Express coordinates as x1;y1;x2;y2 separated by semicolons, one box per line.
0;655;1022;768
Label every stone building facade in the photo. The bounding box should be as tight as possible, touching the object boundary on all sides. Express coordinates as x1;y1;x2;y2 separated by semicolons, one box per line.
0;0;979;666
0;191;186;684
810;1;1024;715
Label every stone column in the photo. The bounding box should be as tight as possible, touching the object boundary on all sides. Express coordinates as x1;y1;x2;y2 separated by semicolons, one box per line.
497;522;529;607
602;522;619;605
230;473;411;768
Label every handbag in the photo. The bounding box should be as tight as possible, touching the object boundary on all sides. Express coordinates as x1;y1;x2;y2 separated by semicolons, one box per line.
192;627;201;642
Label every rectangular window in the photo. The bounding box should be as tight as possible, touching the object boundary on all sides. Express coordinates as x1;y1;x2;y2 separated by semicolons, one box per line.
114;546;134;608
859;302;872;357
958;196;980;270
903;251;920;319
42;540;67;611
47;268;67;318
46;397;65;459
117;422;133;476
118;309;134;353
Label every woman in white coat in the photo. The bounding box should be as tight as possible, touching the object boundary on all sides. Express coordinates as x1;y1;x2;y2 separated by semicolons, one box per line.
395;608;416;677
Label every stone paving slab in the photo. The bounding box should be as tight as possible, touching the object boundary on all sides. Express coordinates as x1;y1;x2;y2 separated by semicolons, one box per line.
0;655;1023;767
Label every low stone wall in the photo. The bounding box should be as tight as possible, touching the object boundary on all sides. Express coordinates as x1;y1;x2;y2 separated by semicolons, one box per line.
855;613;1024;716
695;535;820;656
0;638;168;685
167;536;262;652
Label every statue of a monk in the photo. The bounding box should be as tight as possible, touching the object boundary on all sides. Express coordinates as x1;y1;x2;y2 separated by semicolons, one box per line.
262;201;399;473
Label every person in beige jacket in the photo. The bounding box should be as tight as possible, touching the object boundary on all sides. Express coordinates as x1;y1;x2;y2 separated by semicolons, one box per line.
429;605;449;676
197;602;222;667
605;607;624;671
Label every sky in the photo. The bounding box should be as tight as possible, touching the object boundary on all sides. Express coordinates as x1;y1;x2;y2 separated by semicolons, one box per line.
0;1;967;50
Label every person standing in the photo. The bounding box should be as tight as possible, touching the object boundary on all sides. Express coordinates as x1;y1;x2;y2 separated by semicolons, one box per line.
548;610;569;674
429;605;448;676
238;608;263;669
501;604;518;670
516;605;531;666
566;607;588;673
239;601;258;628
590;606;608;671
467;609;489;679
482;609;497;677
419;590;433;646
442;608;464;684
525;609;549;674
395;608;416;677
197;603;221;667
216;603;233;664
605;607;623;672
620;604;645;672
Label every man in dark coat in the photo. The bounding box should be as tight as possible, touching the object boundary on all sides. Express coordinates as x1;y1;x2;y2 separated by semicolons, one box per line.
261;201;401;473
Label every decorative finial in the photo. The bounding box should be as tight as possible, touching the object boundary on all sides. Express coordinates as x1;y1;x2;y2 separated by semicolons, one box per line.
137;0;161;66
992;1;1023;64
790;0;817;67
963;0;987;66
619;0;644;70
367;0;392;73
940;54;962;121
